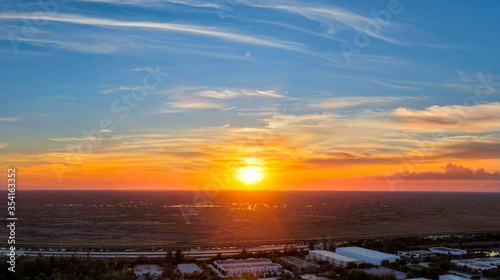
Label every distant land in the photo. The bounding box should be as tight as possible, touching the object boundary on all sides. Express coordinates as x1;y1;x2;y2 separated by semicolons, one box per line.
1;191;499;245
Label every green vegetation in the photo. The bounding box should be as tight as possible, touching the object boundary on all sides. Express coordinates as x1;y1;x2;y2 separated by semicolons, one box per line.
0;255;136;280
0;256;221;280
2;233;499;279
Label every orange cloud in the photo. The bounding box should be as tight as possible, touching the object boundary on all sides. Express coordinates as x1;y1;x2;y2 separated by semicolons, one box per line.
392;102;500;132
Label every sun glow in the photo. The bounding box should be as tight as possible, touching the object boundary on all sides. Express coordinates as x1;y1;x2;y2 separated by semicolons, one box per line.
236;166;265;185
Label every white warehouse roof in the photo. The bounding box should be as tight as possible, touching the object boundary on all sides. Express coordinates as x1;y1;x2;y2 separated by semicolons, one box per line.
177;263;202;274
310;250;360;262
429;247;467;255
439;275;470;280
336;247;399;265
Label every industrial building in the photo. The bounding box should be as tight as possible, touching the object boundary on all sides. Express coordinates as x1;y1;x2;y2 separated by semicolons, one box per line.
213;258;282;277
439;274;470;280
429;247;467;255
335;247;400;265
134;264;163;279
398;250;435;259
480;258;500;266
363;268;407;280
451;258;500;271
309;250;364;266
176;263;203;275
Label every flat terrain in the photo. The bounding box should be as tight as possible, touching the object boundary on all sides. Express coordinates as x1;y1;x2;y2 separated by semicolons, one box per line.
1;191;499;244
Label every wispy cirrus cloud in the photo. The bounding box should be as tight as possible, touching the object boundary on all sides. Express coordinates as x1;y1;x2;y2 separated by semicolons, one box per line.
6;31;256;58
0;13;304;51
167;100;224;109
265;113;337;129
0;117;21;122
309;96;422;109
49;136;104;142
245;0;406;43
370;80;419;90
71;0;410;45
140;0;406;44
76;0;219;8
100;86;144;94
309;97;380;109
159;87;287;112
392;102;500;132
199;89;286;99
9;36;121;54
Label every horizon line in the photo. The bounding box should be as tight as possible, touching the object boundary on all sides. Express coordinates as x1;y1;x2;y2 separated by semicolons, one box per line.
2;189;499;193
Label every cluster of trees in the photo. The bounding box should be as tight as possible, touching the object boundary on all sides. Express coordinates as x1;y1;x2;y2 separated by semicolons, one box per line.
0;244;304;280
380;259;450;280
450;257;500;278
286;259;396;280
298;264;396;280
481;266;500;278
307;255;457;280
0;255;136;280
0;255;222;280
333;263;395;280
332;233;500;254
346;269;397;280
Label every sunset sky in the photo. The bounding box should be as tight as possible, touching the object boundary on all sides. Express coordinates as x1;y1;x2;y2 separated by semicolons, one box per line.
0;0;499;191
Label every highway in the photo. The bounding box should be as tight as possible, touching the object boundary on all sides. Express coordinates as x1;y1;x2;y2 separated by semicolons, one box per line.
0;245;309;260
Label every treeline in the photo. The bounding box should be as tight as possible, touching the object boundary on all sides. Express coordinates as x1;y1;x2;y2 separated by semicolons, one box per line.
299;257;458;280
0;254;226;280
0;255;136;280
316;233;500;254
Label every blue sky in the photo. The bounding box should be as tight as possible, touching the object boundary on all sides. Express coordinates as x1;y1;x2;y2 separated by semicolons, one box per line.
0;0;499;190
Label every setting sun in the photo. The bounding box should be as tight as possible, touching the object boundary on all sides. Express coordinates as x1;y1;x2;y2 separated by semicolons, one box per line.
236;166;265;185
